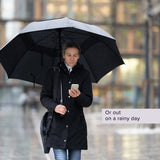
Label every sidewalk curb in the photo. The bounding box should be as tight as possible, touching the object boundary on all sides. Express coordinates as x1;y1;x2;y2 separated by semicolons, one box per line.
31;109;54;160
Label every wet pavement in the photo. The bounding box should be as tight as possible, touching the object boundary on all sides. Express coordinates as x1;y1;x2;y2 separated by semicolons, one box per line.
0;105;160;160
83;110;160;160
0;105;47;160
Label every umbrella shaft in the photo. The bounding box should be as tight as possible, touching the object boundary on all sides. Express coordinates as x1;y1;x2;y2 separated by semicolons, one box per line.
58;29;62;63
60;80;63;104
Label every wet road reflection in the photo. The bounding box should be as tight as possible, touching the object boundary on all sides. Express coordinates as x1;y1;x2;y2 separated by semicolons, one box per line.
0;105;46;160
1;105;160;160
82;110;160;160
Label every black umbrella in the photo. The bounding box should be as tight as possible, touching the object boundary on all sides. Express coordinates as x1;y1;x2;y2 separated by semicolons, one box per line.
0;17;124;84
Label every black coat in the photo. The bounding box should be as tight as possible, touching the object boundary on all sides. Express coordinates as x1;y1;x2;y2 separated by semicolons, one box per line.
40;62;93;150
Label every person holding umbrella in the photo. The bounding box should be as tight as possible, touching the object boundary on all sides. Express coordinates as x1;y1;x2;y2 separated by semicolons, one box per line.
0;17;124;160
40;41;93;160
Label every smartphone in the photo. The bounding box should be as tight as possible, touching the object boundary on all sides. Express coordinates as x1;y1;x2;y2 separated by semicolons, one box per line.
71;84;79;89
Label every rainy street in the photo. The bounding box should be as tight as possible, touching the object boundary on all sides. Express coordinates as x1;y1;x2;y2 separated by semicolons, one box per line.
1;1;160;160
1;104;160;160
0;105;47;160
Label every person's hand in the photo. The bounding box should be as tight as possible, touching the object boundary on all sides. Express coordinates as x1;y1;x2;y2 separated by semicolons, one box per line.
69;88;81;98
55;105;67;115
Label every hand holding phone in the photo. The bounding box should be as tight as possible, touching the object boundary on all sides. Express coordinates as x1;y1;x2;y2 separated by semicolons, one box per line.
71;84;79;89
69;84;80;98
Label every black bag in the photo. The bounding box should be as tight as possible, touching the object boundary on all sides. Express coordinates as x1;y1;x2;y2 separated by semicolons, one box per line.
40;66;62;154
40;111;53;153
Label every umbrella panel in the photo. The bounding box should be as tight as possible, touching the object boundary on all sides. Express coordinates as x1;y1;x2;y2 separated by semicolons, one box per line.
79;41;123;82
10;51;59;84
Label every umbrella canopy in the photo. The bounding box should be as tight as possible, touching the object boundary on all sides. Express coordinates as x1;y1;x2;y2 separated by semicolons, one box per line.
0;17;124;84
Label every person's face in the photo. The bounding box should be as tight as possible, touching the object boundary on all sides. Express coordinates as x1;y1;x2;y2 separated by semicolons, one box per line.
63;47;80;67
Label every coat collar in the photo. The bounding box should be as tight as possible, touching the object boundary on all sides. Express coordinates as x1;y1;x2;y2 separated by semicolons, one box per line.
59;61;82;74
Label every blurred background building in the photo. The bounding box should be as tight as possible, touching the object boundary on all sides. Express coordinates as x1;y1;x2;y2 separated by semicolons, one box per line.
0;0;160;109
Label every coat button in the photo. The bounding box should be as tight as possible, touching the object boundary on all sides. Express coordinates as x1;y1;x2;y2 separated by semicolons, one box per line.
67;110;70;113
68;96;70;98
66;125;68;128
69;81;71;84
64;139;67;142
